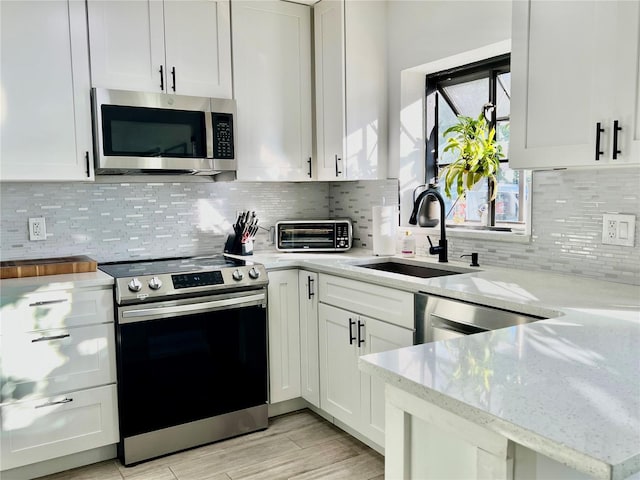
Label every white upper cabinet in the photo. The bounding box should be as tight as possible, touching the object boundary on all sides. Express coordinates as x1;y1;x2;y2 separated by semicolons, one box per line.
232;1;313;181
87;0;232;98
314;0;388;180
510;0;640;169
0;0;93;181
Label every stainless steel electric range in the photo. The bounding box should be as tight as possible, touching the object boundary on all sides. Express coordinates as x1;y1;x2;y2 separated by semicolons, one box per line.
98;255;269;466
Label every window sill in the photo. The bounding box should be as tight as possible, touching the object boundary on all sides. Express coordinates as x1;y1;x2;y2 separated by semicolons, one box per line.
406;225;531;244
447;226;531;243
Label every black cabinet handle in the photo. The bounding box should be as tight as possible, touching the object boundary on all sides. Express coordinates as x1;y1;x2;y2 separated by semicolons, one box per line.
29;299;67;307
35;397;73;409
85;151;90;177
32;333;70;343
613;120;622;160
357;320;365;347
159;65;164;90
307;157;312;178
349;318;356;345
171;66;176;92
307;276;314;299
595;122;605;160
335;155;342;177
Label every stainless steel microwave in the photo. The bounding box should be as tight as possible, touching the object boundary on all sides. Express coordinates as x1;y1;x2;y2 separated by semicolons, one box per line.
276;219;353;252
91;88;236;175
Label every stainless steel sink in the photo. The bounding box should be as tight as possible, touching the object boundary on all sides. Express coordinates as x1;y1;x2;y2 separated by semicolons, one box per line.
354;259;475;278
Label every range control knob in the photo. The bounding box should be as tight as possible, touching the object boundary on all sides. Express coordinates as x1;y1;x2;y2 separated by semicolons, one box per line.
128;278;142;292
248;267;261;280
232;269;244;281
148;276;163;290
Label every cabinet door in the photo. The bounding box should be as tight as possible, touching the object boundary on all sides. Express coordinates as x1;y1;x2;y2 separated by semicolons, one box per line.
318;303;360;427
343;0;387;180
613;1;640;163
233;1;313;181
314;0;347;181
267;270;301;404
164;0;232;98
0;0;93;181
511;0;639;168
299;271;319;407
359;316;414;447
0;385;119;470
87;0;165;92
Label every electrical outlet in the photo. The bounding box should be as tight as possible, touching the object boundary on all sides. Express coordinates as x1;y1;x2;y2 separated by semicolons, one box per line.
28;217;47;241
602;214;635;247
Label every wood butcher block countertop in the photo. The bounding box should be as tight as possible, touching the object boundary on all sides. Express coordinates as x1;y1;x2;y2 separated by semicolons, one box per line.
0;255;97;279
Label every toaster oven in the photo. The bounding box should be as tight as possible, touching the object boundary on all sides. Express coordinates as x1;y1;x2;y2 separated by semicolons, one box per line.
275;219;352;252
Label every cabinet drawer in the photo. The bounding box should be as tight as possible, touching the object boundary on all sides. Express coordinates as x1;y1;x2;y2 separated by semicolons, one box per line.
1;323;117;403
1;289;113;335
1;384;119;470
318;274;414;329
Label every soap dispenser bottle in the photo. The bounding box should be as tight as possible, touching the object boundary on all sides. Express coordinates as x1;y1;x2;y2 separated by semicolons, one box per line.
401;231;415;258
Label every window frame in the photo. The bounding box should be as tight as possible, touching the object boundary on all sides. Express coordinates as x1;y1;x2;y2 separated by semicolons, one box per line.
425;53;518;229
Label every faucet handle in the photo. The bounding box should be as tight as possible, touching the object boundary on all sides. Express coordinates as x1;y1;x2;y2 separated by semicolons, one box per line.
427;236;439;255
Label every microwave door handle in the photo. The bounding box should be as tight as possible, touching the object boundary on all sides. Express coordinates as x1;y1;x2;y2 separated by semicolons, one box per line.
205;108;214;159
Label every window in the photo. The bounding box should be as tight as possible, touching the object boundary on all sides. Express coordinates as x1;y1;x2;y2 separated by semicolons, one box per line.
424;54;530;231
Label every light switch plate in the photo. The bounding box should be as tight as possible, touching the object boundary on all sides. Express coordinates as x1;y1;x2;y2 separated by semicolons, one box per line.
602;213;635;247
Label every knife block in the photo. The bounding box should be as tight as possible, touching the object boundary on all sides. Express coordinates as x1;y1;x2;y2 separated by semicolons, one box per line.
224;233;253;256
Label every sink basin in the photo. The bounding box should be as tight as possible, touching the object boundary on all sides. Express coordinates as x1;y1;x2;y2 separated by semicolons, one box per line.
355;260;474;278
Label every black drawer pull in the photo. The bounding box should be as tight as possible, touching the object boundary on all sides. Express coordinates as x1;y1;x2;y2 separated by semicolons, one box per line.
32;333;70;343
28;299;67;307
35;397;73;409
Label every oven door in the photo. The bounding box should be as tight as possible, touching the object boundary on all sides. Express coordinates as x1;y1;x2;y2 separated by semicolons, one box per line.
115;289;267;440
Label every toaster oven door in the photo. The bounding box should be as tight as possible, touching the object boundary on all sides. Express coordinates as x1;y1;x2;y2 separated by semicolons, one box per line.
277;223;336;251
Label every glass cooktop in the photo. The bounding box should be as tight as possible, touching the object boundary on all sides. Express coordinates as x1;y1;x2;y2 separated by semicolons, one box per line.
98;255;249;278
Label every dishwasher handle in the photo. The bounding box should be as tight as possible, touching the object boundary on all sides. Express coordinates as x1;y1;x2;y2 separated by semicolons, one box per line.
430;313;490;337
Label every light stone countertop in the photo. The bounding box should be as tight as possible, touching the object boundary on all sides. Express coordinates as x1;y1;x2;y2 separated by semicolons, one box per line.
247;248;640;480
0;269;114;296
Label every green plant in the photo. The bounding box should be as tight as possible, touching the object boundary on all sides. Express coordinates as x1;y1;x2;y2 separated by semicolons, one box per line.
441;111;504;201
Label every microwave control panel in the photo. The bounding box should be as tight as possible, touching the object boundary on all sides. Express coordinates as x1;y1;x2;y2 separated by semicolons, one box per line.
212;113;235;159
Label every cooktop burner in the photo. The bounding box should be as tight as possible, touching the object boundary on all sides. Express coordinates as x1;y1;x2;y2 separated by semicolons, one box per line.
99;255;267;305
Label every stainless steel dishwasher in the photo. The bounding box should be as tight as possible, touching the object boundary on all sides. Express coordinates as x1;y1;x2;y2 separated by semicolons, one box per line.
415;293;546;343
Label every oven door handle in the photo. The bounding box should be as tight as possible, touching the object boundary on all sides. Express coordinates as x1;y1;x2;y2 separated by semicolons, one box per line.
120;293;265;323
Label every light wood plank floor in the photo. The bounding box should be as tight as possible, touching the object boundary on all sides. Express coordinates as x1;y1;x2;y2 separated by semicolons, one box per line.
38;410;384;480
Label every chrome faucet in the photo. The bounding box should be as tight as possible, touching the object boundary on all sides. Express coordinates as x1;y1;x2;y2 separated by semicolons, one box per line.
408;187;448;263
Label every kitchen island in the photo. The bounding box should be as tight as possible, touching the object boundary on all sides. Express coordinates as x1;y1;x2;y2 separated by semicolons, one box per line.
359;311;639;479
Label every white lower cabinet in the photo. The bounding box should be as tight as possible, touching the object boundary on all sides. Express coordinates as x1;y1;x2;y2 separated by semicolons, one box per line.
318;304;361;426
0;283;118;472
0;385;119;470
318;274;414;448
299;270;320;407
267;270;301;404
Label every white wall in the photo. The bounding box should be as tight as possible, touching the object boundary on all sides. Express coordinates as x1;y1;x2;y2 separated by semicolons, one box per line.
386;0;512;177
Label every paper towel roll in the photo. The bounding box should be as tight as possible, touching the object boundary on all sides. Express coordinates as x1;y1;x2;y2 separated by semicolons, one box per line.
372;205;397;255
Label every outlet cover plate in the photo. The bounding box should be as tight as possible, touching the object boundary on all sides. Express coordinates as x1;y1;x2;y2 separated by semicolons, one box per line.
28;217;47;241
602;213;635;247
